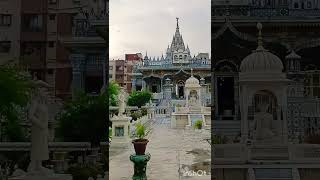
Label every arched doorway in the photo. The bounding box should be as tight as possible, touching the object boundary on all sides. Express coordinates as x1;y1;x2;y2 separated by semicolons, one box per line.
177;81;185;99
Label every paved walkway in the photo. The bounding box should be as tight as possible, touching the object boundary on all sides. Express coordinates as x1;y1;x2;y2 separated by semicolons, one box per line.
109;116;211;180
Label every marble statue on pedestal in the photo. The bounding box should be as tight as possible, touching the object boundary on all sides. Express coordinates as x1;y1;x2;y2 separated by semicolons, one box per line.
254;103;275;142
27;86;51;175
10;77;72;180
118;87;128;116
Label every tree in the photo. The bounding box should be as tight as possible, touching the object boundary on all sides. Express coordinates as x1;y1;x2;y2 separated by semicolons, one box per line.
0;65;33;141
108;81;120;106
55;91;108;147
127;90;152;108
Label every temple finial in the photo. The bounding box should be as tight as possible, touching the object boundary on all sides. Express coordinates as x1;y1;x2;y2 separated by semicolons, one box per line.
176;17;179;29
256;22;264;50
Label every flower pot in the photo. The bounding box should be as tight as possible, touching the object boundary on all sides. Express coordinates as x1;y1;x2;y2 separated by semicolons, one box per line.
132;139;149;155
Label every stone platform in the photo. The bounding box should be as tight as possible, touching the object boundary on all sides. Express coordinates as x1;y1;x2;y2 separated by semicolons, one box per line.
9;174;72;180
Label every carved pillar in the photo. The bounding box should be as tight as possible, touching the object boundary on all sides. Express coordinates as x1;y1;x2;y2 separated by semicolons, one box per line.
214;75;219;119
200;77;206;106
234;76;239;120
282;90;288;144
142;79;146;90
292;168;300;180
241;86;249;143
71;54;85;97
163;78;173;107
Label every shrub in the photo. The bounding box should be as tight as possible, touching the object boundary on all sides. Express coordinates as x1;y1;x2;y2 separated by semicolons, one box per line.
141;108;148;116
55;91;108;147
68;164;103;180
108;81;120;106
131;111;142;121
127;90;152;108
193;119;202;129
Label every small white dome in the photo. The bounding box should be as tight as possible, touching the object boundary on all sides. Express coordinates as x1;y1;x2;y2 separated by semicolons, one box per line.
240;22;283;73
240;47;283;73
185;76;200;87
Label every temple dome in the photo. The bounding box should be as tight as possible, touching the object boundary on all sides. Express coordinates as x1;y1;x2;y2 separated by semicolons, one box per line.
240;47;283;73
185;72;200;87
240;23;283;73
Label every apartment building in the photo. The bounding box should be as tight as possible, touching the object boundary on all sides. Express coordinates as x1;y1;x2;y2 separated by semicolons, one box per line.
109;59;133;92
0;0;107;99
0;0;21;65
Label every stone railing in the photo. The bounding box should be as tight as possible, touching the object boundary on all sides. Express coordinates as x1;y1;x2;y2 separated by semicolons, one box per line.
201;107;211;113
174;107;189;114
0;142;91;152
154;106;170;117
213;143;320;164
213;144;248;164
289;144;320;162
171;100;186;107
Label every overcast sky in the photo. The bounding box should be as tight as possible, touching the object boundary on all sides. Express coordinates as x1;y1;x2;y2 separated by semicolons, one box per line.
109;0;211;60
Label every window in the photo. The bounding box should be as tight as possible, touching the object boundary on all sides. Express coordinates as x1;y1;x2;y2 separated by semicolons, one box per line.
49;14;56;20
48;41;55;48
109;66;113;70
294;2;299;8
47;69;54;74
115;126;124;136
0;41;11;53
49;0;57;4
22;14;43;32
0;14;12;26
116;66;123;71
307;1;312;8
109;74;113;78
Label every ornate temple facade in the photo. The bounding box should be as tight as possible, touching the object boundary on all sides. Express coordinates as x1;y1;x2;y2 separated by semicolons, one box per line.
61;0;107;96
212;0;320;141
132;18;211;106
212;1;320;180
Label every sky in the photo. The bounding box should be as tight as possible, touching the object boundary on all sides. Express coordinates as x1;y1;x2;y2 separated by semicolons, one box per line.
109;0;211;60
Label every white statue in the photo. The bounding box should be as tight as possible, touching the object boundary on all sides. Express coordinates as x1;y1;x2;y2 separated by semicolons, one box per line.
118;87;127;116
254;103;274;141
189;91;198;106
27;84;52;175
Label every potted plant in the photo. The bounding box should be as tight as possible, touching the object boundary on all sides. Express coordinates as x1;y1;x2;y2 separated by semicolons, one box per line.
132;122;150;155
193;119;203;129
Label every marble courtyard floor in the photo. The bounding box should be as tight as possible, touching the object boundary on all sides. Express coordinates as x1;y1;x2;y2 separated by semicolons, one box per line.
109;116;211;180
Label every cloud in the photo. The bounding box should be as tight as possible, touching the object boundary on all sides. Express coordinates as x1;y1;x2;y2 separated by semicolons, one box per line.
109;0;210;59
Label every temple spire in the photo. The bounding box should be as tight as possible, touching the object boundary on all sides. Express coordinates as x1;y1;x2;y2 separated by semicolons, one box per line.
176;17;179;29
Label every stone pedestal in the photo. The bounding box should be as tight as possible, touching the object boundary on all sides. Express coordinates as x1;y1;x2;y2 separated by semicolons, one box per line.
111;115;131;147
129;153;151;180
